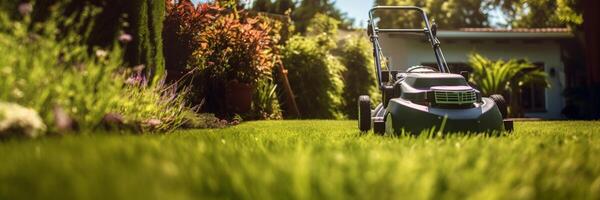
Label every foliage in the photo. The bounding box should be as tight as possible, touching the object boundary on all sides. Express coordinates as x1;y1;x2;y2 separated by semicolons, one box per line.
0;0;22;18
494;0;583;28
164;1;223;72
282;35;346;119
165;1;281;118
2;121;600;199
0;6;189;133
306;13;340;37
32;0;166;84
468;53;549;116
250;79;283;120
181;112;234;129
133;0;166;84
468;53;548;96
374;0;490;29
293;0;353;33
195;13;277;86
252;0;272;13
251;0;296;15
374;0;583;29
340;34;379;119
194;11;279;117
163;0;223;107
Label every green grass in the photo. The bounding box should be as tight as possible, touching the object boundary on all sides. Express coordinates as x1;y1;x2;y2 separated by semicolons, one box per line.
1;121;600;199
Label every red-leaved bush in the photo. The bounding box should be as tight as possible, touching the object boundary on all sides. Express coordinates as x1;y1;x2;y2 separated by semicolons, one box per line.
194;13;276;85
163;0;222;81
163;0;280;117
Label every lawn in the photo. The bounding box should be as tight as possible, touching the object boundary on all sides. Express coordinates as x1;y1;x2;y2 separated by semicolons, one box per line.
1;120;600;199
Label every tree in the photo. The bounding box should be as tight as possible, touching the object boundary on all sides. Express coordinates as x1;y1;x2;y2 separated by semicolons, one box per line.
373;0;489;29
306;13;340;38
251;0;273;12
293;0;352;33
272;0;296;14
491;0;582;28
468;53;549;117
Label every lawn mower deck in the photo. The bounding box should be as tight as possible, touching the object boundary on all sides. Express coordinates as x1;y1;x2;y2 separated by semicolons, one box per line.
358;6;513;135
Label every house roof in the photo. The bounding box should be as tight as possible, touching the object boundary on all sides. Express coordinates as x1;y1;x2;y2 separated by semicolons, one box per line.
437;28;574;39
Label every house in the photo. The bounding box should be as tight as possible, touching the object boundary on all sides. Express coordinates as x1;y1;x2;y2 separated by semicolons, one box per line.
377;28;574;119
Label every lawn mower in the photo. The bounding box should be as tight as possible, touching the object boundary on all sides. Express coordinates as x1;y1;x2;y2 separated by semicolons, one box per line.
358;6;513;135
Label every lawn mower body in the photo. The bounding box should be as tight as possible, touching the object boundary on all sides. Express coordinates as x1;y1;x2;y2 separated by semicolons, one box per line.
359;6;511;134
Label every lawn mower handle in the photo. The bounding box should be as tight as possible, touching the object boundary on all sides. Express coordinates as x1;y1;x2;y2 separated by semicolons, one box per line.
368;6;450;89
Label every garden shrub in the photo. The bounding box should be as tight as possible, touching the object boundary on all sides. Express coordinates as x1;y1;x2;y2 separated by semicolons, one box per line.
163;0;224;110
0;0;23;18
281;14;346;119
164;1;280;118
249;79;283;120
195;13;276;86
163;1;222;79
340;34;379;119
306;13;340;37
282;35;345;119
0;6;190;134
194;12;279;117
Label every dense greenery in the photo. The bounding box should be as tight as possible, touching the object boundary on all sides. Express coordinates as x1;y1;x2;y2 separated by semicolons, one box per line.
495;0;583;28
0;5;189;134
374;0;490;29
29;0;166;83
1;120;600;199
0;0;21;18
282;14;346;119
131;0;166;84
373;0;582;28
282;36;345;119
340;34;379;119
251;0;296;15
251;0;353;32
163;1;282;119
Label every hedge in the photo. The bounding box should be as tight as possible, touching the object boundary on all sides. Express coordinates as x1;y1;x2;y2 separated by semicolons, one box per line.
339;34;379;119
282;35;345;119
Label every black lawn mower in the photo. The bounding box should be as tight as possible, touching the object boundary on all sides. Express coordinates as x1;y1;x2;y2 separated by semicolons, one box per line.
358;6;513;135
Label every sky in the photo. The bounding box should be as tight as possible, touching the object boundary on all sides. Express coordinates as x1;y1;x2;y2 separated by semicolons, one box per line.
333;0;373;27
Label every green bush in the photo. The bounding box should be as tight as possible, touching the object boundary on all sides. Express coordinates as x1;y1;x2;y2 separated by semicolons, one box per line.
340;34;379;119
0;0;22;18
282;35;345;119
282;14;346;119
250;79;283;120
0;7;188;134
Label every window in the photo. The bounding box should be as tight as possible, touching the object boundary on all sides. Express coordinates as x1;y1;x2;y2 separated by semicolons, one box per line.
521;63;546;112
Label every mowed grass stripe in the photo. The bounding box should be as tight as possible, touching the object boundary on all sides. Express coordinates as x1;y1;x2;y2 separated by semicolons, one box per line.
1;121;600;200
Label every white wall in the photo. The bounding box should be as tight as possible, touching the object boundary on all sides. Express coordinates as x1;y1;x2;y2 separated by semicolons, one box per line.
378;33;566;119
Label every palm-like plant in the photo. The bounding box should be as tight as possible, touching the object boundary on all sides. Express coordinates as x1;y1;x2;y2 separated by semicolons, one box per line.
468;53;549;117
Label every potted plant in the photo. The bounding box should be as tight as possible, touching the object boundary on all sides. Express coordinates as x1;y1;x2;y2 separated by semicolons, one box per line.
196;12;277;115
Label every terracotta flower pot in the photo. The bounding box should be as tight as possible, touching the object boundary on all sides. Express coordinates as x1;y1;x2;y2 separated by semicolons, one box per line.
225;80;254;114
